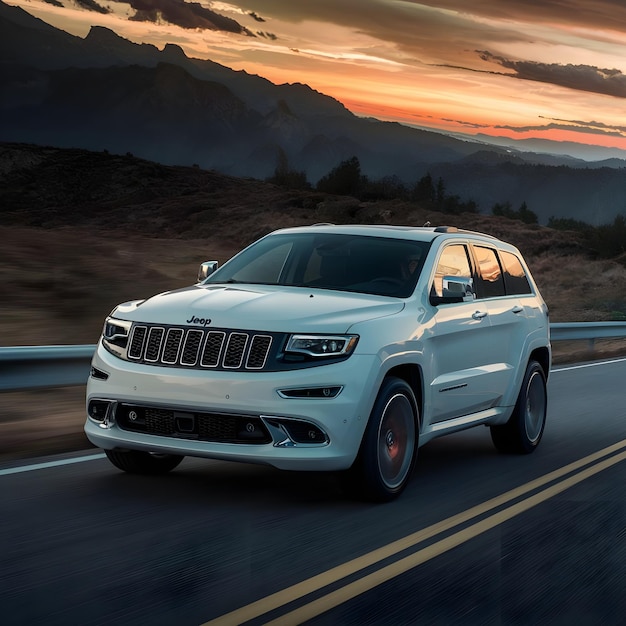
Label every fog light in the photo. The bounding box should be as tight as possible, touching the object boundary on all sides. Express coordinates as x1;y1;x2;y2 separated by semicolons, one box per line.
280;421;328;444
236;419;269;441
88;400;111;422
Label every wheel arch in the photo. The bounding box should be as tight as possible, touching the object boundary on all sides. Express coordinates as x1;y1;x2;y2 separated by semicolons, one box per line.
530;346;551;381
383;363;423;430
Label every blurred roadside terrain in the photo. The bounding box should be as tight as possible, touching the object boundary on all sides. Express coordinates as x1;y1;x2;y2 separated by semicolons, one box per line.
2;142;626;460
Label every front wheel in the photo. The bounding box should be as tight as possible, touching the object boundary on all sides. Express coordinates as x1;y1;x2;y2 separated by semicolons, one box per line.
491;360;547;454
348;377;418;502
104;449;184;474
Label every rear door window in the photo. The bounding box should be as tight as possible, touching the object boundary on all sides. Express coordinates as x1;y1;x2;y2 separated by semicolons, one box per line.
473;245;505;298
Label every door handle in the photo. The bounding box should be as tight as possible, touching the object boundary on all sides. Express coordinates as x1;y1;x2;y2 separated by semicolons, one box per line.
472;310;488;320
511;306;524;314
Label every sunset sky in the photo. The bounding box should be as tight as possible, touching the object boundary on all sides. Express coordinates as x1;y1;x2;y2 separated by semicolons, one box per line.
9;0;626;158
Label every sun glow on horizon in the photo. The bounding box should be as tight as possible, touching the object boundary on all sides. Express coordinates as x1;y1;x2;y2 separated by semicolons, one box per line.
5;0;626;160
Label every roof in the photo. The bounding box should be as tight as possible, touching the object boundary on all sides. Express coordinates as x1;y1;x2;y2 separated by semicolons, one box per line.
272;223;500;244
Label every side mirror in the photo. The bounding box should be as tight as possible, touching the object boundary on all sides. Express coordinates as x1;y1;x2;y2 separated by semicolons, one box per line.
198;261;218;282
430;276;475;305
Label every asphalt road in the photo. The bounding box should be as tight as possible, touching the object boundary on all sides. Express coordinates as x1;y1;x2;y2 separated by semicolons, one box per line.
1;359;625;625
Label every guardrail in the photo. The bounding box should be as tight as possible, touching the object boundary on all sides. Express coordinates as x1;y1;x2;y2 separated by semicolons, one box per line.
1;322;626;392
0;344;96;391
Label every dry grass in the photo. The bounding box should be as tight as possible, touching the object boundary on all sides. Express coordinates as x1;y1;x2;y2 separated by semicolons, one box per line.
0;387;91;461
3;144;626;461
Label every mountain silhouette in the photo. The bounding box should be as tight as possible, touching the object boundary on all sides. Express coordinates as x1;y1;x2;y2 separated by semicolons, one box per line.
1;0;625;224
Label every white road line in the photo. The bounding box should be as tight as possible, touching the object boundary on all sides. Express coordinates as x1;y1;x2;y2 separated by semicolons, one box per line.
552;357;626;372
0;453;106;476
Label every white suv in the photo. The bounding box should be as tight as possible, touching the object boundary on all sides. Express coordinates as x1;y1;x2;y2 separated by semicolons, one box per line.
85;224;551;501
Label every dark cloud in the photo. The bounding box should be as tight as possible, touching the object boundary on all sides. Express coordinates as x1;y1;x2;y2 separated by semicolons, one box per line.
257;31;278;40
412;0;626;33
241;2;626;76
42;0;65;7
75;0;110;14
231;1;535;66
494;120;626;138
116;0;255;34
541;117;626;134
248;11;265;23
478;51;626;98
440;117;491;129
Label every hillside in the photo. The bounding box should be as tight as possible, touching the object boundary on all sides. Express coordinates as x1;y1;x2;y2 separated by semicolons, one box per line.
3;142;626;460
2;141;626;350
2;0;626;224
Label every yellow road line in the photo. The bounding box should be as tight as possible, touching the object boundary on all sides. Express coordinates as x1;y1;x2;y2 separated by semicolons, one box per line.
267;449;626;625
203;440;626;625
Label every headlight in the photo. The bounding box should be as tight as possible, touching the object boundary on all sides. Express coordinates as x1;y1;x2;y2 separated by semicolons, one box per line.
285;334;358;358
102;317;132;358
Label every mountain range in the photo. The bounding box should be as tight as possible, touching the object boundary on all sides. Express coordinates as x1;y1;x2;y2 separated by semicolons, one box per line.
1;0;625;225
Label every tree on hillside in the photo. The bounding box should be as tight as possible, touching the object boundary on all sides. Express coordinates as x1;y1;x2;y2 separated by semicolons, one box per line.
316;156;363;196
435;177;446;210
592;214;626;258
266;148;310;190
518;201;538;224
493;200;537;224
411;173;436;206
360;175;408;201
547;216;592;233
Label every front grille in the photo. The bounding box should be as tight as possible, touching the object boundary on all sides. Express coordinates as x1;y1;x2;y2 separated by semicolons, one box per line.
116;404;272;444
127;324;274;371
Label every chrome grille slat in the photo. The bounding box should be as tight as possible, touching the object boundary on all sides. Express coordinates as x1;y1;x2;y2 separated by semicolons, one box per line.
181;330;203;366
162;328;184;364
201;331;226;367
247;335;272;369
223;333;248;369
144;327;165;362
127;324;273;371
128;325;147;360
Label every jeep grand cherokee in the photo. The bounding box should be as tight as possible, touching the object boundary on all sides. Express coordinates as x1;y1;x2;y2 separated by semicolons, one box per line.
85;224;551;501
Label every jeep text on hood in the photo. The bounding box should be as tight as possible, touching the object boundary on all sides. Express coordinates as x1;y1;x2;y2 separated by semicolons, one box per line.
111;285;405;333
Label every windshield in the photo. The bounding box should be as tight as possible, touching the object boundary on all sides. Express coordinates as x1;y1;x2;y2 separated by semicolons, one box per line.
205;232;430;298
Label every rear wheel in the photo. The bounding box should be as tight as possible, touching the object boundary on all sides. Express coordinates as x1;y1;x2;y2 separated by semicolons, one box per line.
104;449;184;474
491;360;547;454
348;377;418;502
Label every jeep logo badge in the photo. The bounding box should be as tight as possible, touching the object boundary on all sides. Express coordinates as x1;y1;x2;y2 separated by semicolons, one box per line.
186;315;212;327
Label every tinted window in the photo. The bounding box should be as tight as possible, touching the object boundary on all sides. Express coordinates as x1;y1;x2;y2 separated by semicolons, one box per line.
473;245;505;298
229;241;292;284
500;250;532;295
432;244;472;298
206;232;429;298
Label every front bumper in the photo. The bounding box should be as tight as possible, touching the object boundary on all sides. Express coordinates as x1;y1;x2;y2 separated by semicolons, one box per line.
85;342;380;471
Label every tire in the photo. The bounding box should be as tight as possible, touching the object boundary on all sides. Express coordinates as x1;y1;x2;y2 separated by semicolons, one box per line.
348;377;418;502
104;449;184;475
491;360;547;454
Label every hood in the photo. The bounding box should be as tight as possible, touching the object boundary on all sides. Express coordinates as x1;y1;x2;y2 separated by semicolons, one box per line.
113;284;404;333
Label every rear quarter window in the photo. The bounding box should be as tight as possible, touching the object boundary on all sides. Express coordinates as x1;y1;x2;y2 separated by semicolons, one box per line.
500;250;532;295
